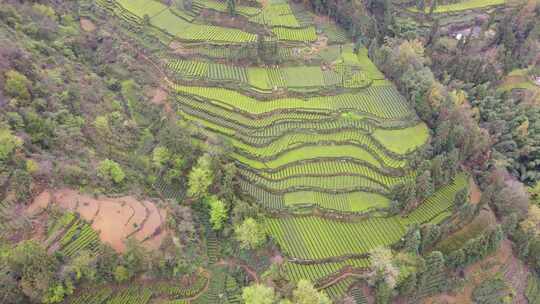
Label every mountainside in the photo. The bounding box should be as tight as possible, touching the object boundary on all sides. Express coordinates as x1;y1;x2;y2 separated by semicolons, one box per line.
0;0;538;303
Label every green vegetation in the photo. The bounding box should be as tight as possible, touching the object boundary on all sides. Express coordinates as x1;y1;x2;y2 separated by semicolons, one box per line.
4;69;31;101
174;85;412;119
208;196;228;230
435;210;495;253
97;0;256;43
4;0;534;302
0;128;22;162
242;284;276;304
499;68;540;92
169;59;377;91
97;159;126;184
272;27;318;42
266;174;466;260
472;277;513;304
65;275;208;304
372;123;430;154
283;191;391;212
47;213;101;258
187;154;215;198
292;279;331;304
283;258;369;283
235;217;267;249
526;274;540;304
409;0;505;13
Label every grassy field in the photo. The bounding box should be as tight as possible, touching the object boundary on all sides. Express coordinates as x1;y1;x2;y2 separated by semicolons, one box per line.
283;191;391;212
499;68;540;94
372;123;430;154
435;209;496;253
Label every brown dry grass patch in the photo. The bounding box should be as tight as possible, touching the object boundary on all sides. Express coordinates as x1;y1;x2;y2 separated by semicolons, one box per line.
80;18;96;32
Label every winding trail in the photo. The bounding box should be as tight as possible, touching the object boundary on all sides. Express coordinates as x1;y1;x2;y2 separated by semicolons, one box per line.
317;268;368;290
217;258;260;284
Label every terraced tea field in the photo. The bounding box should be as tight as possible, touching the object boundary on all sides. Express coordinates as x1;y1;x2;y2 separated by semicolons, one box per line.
97;0;470;299
407;0;505;13
65;274;209;304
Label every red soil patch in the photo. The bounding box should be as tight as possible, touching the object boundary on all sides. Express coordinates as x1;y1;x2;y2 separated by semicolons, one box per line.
80;18;96;32
27;189;168;253
147;86;173;114
469;177;481;205
150;87;168;105
25;190;51;216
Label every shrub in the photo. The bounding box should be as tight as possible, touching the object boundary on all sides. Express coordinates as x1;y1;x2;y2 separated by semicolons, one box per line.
0;128;22;162
97;159;125;184
114;265;130;283
208;196;228;231
235;218;267;250
187;154;214;198
4;70;31;100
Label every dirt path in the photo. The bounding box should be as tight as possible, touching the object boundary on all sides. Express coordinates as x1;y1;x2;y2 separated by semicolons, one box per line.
317;268;367;290
469;177;481;205
217;259;260;283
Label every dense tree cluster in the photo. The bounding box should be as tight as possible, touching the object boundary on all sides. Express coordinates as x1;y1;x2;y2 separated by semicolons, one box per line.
241;279;330;304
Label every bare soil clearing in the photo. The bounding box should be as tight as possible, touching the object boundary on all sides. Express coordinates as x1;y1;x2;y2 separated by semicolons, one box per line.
27;189;168;252
150;86;173;114
26;190;51;216
80;18;96;32
149;87;168;105
469;177;481;204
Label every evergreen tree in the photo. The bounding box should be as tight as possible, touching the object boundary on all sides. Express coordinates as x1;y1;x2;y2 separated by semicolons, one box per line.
415;0;425;12
431;154;448;188
417;251;445;297
242;284;276;304
446;249;466;269
226;0;236;16
403;225;421;254
187;154;215;199
416;170;434;202
420;224;441;253
182;0;192;11
375;281;392;304
235;218;267;250
453;188;469;211
428;0;437;15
